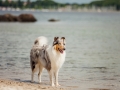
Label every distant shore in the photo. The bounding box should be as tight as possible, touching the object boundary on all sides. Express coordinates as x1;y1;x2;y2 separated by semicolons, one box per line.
0;7;119;13
0;78;69;90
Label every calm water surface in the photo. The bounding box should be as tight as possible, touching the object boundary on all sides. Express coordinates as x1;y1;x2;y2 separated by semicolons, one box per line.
0;11;120;90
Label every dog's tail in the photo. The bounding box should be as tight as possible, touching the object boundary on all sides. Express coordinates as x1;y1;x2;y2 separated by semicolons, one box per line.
34;36;48;46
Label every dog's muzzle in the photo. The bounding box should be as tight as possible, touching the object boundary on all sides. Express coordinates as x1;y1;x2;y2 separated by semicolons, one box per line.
63;48;66;50
58;48;66;54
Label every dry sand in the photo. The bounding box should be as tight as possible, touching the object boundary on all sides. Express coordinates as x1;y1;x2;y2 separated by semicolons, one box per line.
0;79;71;90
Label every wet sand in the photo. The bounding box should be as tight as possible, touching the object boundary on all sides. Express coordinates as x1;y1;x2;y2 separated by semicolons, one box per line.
0;79;119;90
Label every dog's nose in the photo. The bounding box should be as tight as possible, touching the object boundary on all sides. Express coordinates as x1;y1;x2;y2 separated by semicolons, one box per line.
63;48;66;50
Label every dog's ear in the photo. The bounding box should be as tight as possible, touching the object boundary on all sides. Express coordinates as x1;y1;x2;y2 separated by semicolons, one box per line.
61;37;66;45
54;37;59;41
61;37;65;40
34;40;38;44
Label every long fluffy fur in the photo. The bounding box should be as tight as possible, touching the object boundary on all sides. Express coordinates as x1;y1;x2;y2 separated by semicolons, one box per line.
30;36;66;86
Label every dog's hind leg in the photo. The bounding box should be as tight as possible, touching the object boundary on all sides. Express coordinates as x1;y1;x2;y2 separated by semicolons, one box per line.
31;71;34;83
31;63;39;83
38;64;44;83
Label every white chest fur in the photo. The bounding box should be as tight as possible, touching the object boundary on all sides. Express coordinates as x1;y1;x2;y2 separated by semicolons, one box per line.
47;47;66;71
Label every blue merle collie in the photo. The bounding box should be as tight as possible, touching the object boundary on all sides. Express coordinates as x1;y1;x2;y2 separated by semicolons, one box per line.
30;36;66;86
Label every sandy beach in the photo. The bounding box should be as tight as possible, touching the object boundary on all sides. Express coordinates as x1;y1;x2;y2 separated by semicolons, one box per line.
0;79;71;90
0;78;114;90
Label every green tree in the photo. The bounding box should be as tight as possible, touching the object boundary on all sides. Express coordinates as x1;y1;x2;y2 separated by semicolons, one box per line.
0;0;3;6
88;0;120;10
18;0;22;8
4;0;9;7
27;0;31;8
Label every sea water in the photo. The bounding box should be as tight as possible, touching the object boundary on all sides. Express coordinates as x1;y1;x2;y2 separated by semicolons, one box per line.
0;11;120;90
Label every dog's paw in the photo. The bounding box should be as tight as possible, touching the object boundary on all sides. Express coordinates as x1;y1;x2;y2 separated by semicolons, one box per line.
38;81;41;84
55;84;61;87
51;83;55;87
31;81;34;83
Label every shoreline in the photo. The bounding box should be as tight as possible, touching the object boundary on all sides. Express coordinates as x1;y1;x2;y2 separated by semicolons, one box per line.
0;78;70;90
0;9;120;13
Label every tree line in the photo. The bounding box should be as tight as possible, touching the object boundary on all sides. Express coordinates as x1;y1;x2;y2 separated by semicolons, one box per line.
81;0;120;10
0;0;120;10
0;0;64;9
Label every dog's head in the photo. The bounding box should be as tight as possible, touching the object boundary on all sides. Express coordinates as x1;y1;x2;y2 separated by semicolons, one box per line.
53;37;66;54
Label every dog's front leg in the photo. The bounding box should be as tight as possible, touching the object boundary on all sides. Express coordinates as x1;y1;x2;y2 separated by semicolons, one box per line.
48;70;55;86
54;71;60;86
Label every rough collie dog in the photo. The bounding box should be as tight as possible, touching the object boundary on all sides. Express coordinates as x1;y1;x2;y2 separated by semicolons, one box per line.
30;36;66;86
